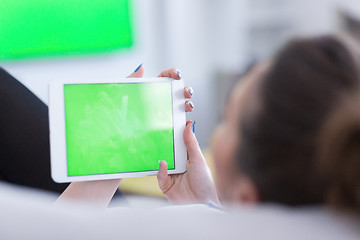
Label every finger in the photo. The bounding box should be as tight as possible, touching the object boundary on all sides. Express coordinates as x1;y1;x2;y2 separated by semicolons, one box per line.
184;121;203;161
185;101;194;112
157;68;181;80
184;86;193;99
157;161;171;194
127;63;144;78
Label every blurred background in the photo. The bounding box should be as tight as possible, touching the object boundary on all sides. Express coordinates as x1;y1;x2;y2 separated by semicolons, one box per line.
2;0;360;149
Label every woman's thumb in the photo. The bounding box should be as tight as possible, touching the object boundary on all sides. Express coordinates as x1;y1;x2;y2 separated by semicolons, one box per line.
157;161;170;193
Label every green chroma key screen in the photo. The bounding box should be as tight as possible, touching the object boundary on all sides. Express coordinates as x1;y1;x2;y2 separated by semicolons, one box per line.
0;0;133;60
64;83;175;176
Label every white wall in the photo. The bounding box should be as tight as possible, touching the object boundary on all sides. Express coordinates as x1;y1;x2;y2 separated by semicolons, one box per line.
294;0;360;36
3;0;360;146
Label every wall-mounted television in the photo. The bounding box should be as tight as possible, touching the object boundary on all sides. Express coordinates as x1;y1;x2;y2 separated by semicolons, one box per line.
0;0;133;61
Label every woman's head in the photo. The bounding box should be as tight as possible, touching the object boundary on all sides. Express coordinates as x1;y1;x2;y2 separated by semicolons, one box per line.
212;35;360;213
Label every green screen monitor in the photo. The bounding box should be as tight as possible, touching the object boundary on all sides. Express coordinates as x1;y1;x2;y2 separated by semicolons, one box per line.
0;0;133;60
64;83;175;176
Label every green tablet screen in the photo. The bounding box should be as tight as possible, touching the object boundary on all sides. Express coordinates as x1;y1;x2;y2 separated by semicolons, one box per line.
64;83;175;176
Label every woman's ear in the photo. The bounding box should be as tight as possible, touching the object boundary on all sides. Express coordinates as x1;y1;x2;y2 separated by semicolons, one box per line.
232;176;259;204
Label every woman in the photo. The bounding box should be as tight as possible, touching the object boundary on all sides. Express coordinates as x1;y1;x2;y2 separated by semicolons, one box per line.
60;34;360;216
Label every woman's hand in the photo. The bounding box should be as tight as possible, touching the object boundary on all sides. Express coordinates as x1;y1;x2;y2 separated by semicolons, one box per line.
155;66;219;205
157;121;220;205
57;64;194;207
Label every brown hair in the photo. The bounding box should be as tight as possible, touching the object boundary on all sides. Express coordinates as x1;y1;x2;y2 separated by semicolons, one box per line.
237;35;360;213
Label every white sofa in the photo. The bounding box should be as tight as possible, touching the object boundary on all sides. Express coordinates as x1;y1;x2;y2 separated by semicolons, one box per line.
0;183;359;240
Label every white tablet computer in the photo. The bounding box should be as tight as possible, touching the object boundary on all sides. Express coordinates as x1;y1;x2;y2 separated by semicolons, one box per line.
49;78;187;183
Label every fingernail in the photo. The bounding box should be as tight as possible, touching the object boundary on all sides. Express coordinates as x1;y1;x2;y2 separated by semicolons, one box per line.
192;120;196;133
134;63;143;72
177;70;182;79
189;102;194;108
158;160;161;167
188;88;193;96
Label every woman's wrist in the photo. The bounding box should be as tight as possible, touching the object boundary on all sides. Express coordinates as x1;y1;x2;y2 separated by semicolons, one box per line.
56;179;122;207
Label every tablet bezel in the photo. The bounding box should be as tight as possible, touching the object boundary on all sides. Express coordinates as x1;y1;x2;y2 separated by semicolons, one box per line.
49;78;187;183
